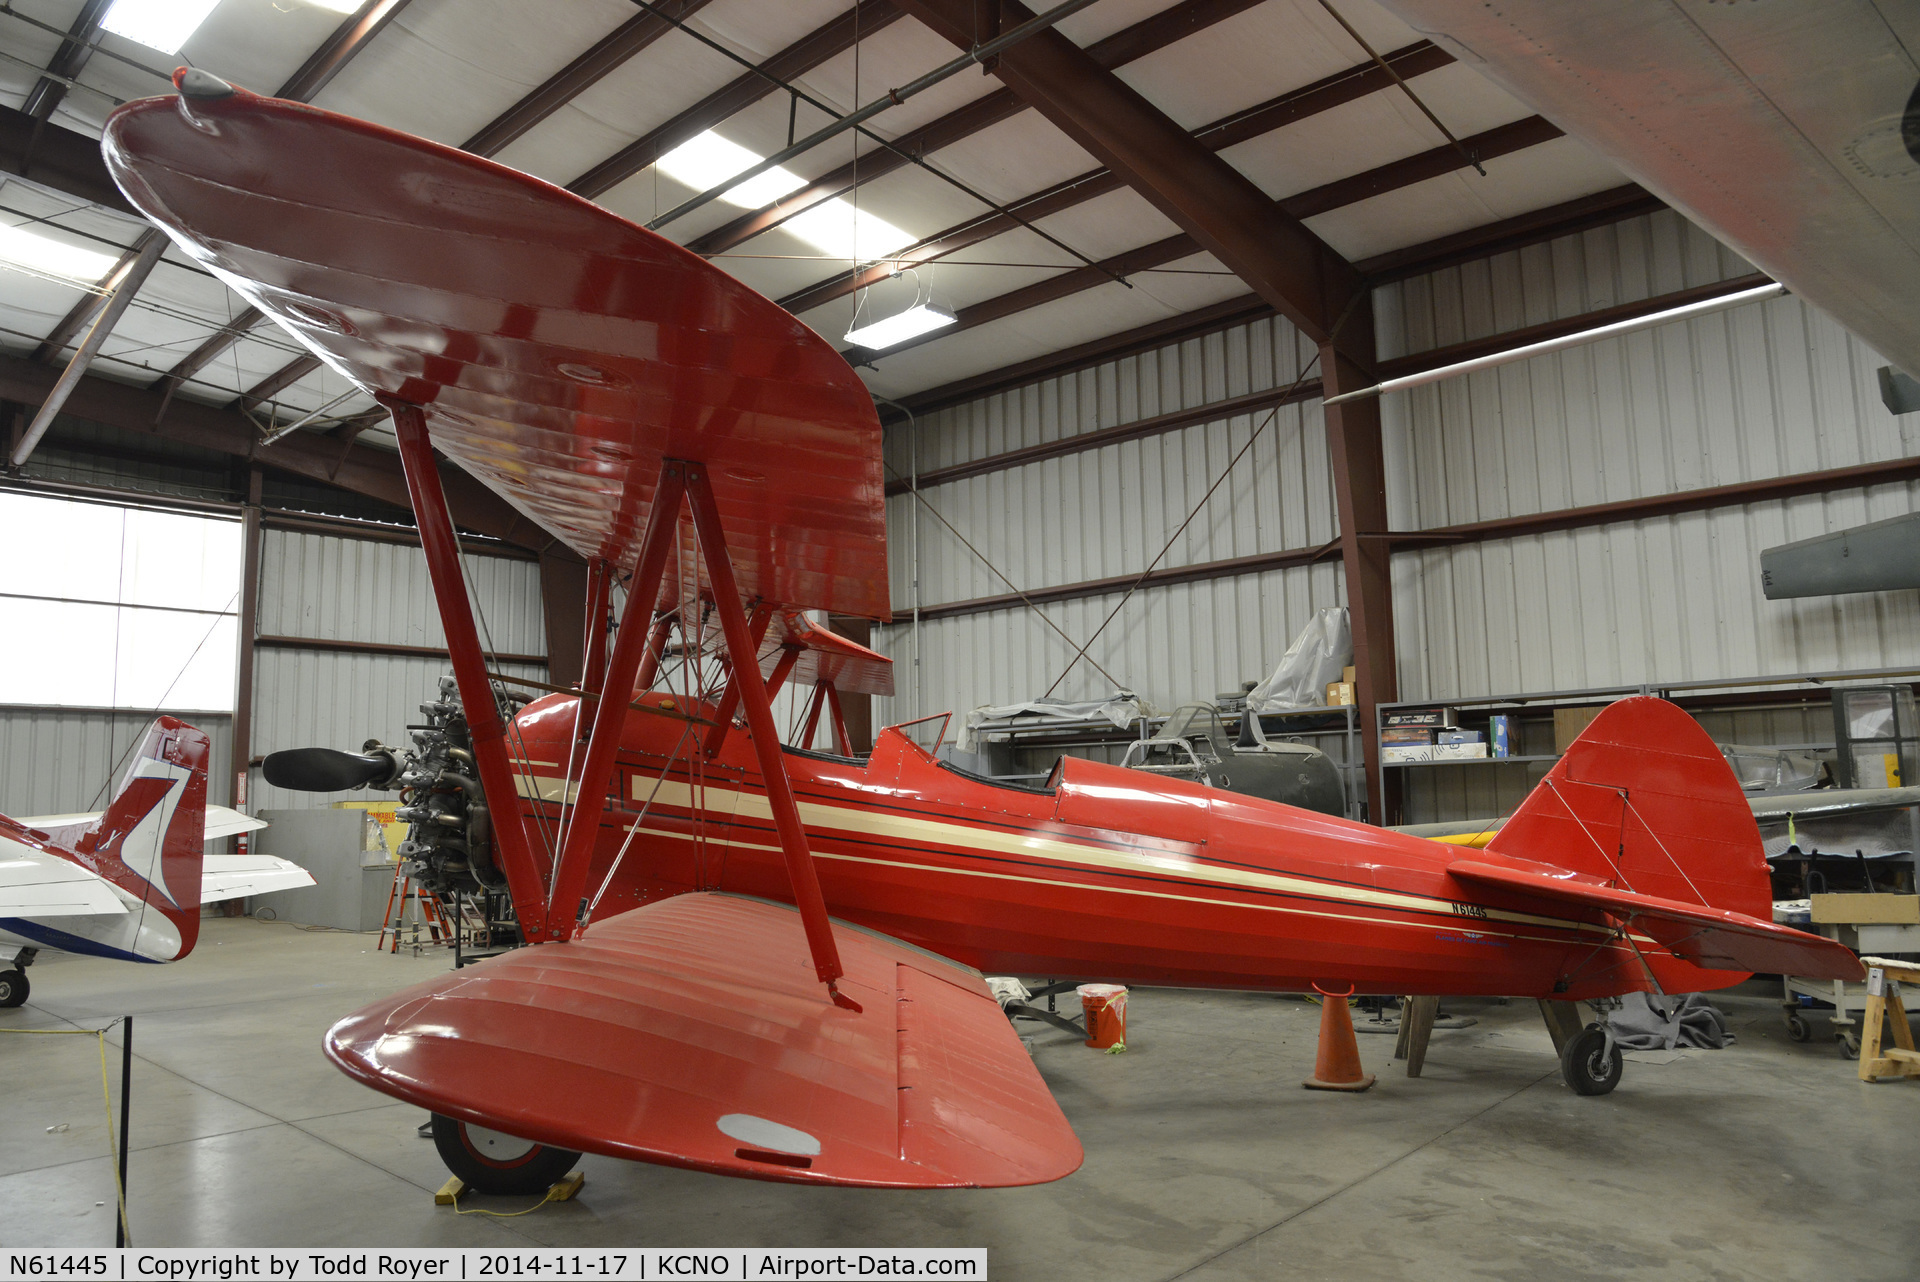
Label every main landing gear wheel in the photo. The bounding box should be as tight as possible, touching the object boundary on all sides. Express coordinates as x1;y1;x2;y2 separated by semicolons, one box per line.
0;969;27;1008
429;1114;580;1196
1560;1024;1623;1096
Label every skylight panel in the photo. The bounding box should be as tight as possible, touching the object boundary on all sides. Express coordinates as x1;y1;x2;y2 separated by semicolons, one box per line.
658;131;808;210
101;0;224;54
0;223;120;285
786;200;915;262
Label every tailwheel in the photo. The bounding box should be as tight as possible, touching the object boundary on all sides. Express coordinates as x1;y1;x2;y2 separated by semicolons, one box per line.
429;1113;580;1195
0;969;27;1008
1560;1024;1623;1096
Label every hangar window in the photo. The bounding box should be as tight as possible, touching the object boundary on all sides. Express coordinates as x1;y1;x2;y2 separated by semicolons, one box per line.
0;492;243;711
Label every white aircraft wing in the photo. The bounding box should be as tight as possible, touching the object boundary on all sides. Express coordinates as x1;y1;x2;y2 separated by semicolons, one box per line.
201;854;314;903
20;805;269;843
0;845;129;917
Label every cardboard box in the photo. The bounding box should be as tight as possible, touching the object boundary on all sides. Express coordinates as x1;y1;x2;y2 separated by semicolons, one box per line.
1380;727;1434;747
1384;708;1456;729
1432;742;1489;760
1489;714;1513;758
1381;745;1434;764
1437;730;1483;745
1553;706;1606;753
1326;681;1355;706
1342;666;1356;685
1809;894;1920;925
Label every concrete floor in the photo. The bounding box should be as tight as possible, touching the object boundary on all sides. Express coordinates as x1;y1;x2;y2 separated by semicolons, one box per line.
4;918;1917;1279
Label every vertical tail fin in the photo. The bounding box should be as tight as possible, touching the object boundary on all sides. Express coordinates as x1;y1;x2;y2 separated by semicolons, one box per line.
79;717;211;960
1486;696;1769;988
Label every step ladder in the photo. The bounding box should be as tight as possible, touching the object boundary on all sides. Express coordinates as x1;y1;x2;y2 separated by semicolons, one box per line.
377;862;448;955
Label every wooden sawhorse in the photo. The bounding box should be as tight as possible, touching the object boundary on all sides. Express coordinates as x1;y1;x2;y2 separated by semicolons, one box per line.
1857;955;1920;1084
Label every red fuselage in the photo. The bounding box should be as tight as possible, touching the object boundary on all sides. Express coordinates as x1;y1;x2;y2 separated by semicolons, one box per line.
507;693;1654;1002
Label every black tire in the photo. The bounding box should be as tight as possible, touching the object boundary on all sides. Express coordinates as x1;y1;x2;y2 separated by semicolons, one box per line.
1784;1011;1811;1042
1838;1030;1861;1059
1560;1024;1623;1096
0;969;27;1008
429;1113;579;1196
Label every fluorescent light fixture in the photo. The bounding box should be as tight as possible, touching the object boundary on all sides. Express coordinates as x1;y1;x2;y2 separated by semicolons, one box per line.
658;130;914;260
845;303;956;350
0;223;120;284
303;0;363;11
101;0;223;54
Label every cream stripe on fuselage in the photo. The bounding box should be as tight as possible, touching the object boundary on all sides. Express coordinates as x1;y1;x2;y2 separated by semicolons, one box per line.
514;774;1606;938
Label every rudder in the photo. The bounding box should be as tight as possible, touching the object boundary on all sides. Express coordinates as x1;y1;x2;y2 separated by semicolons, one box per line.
1486;697;1769;985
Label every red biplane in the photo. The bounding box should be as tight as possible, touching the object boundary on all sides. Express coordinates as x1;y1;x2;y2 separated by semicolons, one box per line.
103;72;1861;1196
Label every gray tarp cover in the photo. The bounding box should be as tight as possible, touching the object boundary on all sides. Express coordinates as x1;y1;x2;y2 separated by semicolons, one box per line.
1612;993;1735;1050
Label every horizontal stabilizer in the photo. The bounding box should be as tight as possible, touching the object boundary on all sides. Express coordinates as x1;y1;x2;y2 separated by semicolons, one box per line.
0;846;128;918
1448;859;1862;981
201;854;314;903
21;805;267;843
325;893;1081;1188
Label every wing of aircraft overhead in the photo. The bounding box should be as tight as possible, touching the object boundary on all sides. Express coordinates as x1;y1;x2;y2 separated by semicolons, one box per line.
1371;0;1920;379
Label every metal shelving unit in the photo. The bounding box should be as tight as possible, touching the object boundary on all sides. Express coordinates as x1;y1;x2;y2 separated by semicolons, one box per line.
1375;664;1920;826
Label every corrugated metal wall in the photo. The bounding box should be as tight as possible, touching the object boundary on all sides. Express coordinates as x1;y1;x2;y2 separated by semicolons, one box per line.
880;315;1342;722
874;209;1920;728
1379;210;1920;699
248;530;547;812
0;705;233;817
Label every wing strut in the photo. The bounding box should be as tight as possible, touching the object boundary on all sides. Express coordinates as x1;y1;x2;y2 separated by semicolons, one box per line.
580;557;613;697
386;398;551;942
546;459;691;939
685;465;852;1005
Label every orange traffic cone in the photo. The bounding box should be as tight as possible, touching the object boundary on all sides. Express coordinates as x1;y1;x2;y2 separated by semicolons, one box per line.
1304;989;1376;1092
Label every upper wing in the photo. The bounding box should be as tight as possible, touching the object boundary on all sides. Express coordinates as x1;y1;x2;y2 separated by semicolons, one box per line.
326;893;1081;1188
1448;859;1862;981
0;845;127;918
103;79;888;620
201;854;314;904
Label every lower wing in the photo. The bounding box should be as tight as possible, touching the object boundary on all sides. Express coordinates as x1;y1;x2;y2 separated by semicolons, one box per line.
1449;859;1863;980
326;892;1082;1188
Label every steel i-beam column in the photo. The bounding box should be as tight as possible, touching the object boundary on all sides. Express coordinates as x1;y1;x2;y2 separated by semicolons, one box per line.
386;399;551;939
1321;340;1398;823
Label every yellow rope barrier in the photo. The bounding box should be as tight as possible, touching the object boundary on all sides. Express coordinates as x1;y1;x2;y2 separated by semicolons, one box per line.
1;1024;133;1244
450;1186;562;1219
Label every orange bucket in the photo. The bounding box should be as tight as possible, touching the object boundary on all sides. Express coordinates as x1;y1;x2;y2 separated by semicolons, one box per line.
1077;983;1128;1049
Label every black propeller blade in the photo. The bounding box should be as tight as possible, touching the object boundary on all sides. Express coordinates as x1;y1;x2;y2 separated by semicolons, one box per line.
263;747;394;792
